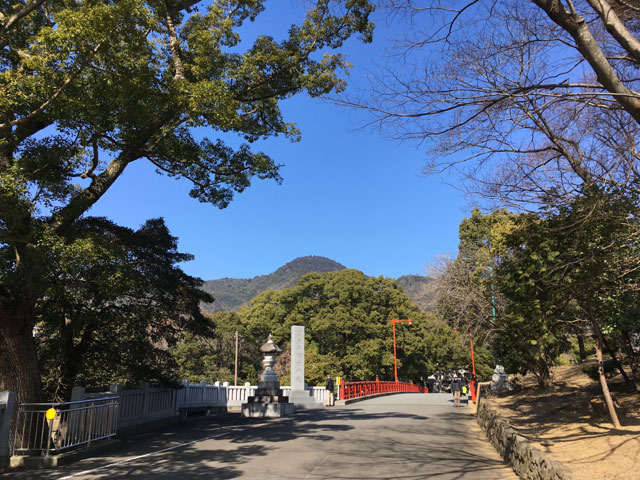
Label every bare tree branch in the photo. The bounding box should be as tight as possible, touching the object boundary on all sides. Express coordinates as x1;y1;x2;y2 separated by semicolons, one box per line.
586;0;640;64
532;0;640;122
340;1;640;208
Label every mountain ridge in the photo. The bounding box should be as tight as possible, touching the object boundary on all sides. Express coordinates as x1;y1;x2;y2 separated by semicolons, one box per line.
200;255;434;313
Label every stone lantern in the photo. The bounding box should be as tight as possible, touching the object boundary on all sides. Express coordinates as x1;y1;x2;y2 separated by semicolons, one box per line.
241;334;295;417
259;334;282;384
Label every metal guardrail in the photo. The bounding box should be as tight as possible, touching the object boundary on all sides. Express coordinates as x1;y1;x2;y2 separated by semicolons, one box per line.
11;397;119;456
340;381;426;400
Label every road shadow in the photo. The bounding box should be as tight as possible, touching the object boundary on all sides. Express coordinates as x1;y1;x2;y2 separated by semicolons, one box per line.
5;404;514;479
226;408;432;445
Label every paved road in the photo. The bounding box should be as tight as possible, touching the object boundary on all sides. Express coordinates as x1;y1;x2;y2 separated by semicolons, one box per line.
6;393;517;479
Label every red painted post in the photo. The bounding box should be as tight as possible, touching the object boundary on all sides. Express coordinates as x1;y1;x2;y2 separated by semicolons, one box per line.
470;378;478;403
469;331;478;402
392;321;398;383
390;319;412;383
470;332;476;377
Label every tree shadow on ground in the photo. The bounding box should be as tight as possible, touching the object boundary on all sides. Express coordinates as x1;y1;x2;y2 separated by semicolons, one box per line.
487;377;640;454
225;408;431;445
6;403;514;479
74;443;269;479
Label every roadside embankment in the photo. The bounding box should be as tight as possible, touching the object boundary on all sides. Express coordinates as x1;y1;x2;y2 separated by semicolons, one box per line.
475;385;575;480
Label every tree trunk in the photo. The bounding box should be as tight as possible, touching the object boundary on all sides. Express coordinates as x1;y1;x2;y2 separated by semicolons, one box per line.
602;335;632;385
536;355;552;387
55;318;95;402
594;326;622;429
622;331;640;391
577;334;587;363
0;308;42;405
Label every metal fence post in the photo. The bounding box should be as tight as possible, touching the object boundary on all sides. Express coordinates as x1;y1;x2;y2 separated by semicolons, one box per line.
44;416;53;457
86;401;95;447
141;382;150;419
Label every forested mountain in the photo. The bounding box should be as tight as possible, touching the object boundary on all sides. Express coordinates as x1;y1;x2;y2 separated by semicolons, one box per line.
201;256;346;312
201;256;435;312
396;275;436;312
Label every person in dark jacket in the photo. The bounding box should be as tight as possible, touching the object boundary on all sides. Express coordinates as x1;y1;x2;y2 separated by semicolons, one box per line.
325;375;335;406
450;375;462;407
427;376;436;393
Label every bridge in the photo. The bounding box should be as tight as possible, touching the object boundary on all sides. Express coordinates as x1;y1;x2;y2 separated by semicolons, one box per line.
2;392;516;480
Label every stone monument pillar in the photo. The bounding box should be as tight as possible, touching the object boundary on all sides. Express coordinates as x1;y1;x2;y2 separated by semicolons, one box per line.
291;325;305;391
286;325;324;409
242;334;295;417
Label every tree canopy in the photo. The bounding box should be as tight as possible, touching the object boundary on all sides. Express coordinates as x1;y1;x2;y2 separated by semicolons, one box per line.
432;197;640;427
177;269;490;386
35;217;213;400
0;0;374;404
432;208;517;341
344;1;640;208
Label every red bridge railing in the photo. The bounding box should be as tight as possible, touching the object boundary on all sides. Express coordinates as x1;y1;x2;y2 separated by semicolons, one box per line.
339;381;426;400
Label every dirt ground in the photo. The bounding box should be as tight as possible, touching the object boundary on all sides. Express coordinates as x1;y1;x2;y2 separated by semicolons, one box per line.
486;361;640;480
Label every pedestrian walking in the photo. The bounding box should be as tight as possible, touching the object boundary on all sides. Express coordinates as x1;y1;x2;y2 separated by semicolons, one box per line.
450;375;462;407
325;374;335;406
427;375;436;393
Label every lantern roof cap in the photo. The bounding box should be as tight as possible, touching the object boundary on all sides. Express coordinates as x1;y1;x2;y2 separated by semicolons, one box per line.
260;334;282;353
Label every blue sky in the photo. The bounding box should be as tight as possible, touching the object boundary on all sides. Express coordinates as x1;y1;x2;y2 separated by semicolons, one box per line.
88;2;468;280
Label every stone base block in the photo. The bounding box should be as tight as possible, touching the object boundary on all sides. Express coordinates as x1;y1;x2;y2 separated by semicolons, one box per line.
241;402;295;418
287;392;324;410
245;395;288;404
9;438;121;470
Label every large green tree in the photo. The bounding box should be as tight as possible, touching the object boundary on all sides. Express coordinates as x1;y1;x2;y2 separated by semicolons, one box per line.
498;186;640;427
36;217;212;401
434;208;518;341
0;0;373;404
495;213;575;386
239;269;475;384
172;311;262;385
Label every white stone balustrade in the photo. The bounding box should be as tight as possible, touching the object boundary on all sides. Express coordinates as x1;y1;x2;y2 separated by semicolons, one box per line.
65;381;326;432
282;386;327;404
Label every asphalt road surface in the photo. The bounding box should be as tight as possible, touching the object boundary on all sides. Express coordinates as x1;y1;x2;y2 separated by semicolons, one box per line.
5;393;517;479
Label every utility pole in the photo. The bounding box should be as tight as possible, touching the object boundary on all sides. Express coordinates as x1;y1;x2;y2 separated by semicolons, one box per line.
234;330;239;386
390;319;412;383
469;332;476;377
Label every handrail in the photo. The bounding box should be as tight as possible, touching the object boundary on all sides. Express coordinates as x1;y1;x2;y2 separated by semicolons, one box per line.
340;381;426;400
17;397;117;408
12;397;119;456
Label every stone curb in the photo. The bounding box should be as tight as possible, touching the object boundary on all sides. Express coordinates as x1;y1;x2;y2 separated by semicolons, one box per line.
476;398;576;480
9;438;121;470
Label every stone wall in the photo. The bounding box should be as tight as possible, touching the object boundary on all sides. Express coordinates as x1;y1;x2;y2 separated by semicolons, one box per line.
476;399;575;480
0;391;15;470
